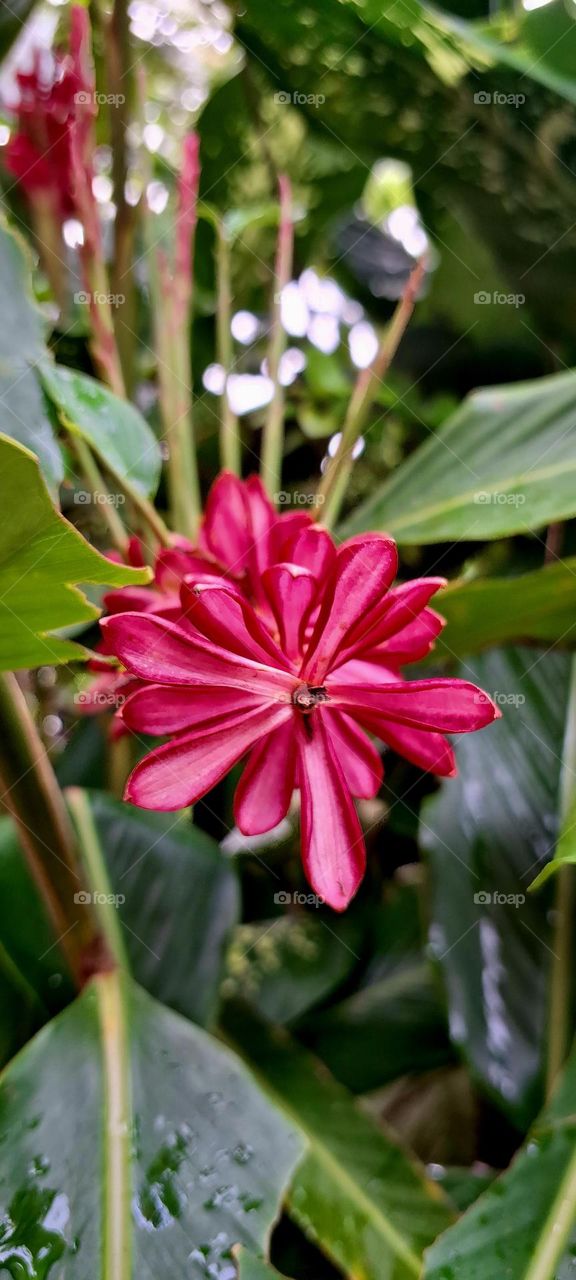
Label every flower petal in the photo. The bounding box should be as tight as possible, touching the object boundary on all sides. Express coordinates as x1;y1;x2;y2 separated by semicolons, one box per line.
328;677;501;733
323;709;383;798
337;577;446;662
355;711;456;777
180;580;290;669
122;684;262;735
234;719;297;835
288;524;337;581
303;534;398;683
296;713;366;911
378;608;445;664
125;702;291;810
263;564;317;663
201;471;253;572
101;613;297;700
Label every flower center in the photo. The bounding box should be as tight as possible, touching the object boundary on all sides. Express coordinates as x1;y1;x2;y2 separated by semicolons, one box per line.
292;683;329;712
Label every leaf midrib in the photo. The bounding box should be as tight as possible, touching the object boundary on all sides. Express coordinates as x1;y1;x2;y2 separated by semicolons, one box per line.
370;458;576;532
228;1044;432;1276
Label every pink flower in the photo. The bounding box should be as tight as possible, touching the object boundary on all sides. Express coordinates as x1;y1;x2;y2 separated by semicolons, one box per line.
4;11;91;216
102;531;499;911
80;473;313;724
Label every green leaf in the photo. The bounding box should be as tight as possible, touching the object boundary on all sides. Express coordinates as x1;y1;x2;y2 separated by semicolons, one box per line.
237;1251;289;1279
436;558;576;661
222;914;359;1027
223;1005;454;1280
0;434;150;670
421;648;568;1124
0;220;63;495
340;370;576;543
0;816;73;1021
84;792;240;1027
424;1037;576;1280
302;960;452;1093
38;362;162;499
0;973;304;1276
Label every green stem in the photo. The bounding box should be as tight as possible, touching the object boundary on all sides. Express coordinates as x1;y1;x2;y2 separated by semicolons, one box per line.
546;657;576;1097
317;256;426;528
260;175;293;500
146;137;202;540
102;452;172;548
0;674;112;987
104;0;138;396
71;436;129;555
217;225;241;475
68;787;129;971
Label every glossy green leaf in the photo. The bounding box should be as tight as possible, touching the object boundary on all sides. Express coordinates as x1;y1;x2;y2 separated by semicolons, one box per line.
39;362;162;499
237;1251;288;1279
421;648;568;1124
0;816;73;1022
224;1006;454;1280
436;559;576;661
0;973;304;1276
302;960;452;1093
0;220;63;495
222;914;359;1027
341;370;576;543
424;1037;576;1280
84;792;240;1027
0;434;150;670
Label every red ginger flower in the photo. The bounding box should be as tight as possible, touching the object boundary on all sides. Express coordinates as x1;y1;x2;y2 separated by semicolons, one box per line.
4;9;90;217
81;472;313;726
102;530;499;912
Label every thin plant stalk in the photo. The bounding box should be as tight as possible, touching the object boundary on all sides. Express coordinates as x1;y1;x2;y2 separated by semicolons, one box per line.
102;0;138;395
0;673;113;987
317;255;426;528
69;7;126;398
260;175;293;500
217;223;241;475
546;657;576;1097
71;436;129;556
149;136;202;539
